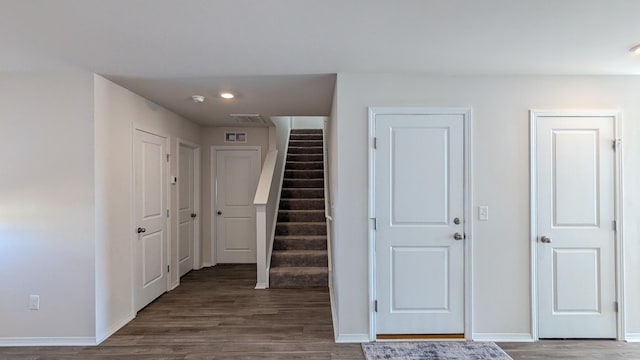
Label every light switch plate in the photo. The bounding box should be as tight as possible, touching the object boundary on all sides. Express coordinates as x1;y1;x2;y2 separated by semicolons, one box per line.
478;206;489;221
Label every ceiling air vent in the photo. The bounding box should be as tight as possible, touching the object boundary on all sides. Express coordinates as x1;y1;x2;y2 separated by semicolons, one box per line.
229;114;265;124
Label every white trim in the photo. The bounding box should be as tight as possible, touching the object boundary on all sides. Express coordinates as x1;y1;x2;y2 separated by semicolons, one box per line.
624;333;640;342
210;146;262;265
471;333;535;342
529;110;624;341
0;337;97;347
96;312;135;345
177;139;202;276
335;334;370;343
367;107;473;341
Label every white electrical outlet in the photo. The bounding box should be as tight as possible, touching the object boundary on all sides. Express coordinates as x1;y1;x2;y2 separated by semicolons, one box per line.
478;206;489;221
29;295;40;310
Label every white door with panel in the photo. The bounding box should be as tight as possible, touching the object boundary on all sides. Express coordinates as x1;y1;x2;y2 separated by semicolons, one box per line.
535;114;617;338
374;113;465;335
178;144;197;277
134;129;168;311
215;149;260;263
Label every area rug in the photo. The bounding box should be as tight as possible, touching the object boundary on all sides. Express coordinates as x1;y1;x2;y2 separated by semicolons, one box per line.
361;341;513;360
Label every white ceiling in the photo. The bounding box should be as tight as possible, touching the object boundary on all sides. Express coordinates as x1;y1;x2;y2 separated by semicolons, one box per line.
2;0;640;126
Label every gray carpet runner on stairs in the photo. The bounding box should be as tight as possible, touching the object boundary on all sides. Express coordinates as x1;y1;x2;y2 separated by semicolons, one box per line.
270;129;328;288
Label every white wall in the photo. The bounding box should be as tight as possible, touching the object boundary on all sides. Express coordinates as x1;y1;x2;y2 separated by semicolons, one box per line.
93;75;201;341
292;116;325;129
333;74;640;340
0;72;96;342
201;127;270;265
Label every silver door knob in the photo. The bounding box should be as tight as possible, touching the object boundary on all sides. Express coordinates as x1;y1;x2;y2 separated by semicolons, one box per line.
137;227;146;234
540;236;552;243
217;211;222;215
454;232;463;240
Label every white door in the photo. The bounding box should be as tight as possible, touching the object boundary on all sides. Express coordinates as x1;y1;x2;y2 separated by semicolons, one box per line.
215;149;260;263
535;114;617;338
178;144;196;277
374;113;465;335
134;129;168;311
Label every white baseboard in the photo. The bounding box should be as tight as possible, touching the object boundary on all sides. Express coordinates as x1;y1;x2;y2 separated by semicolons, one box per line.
624;333;640;342
472;333;534;342
255;282;267;289
202;261;213;267
329;284;338;343
96;312;135;345
169;280;180;291
0;336;97;347
336;333;370;343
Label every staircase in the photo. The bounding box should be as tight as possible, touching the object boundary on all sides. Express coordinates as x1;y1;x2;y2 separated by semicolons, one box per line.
269;129;328;288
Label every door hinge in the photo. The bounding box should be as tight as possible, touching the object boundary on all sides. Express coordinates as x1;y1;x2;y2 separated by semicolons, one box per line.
372;218;377;230
166;209;170;218
373;137;377;149
167;265;170;273
613;139;621;151
374;300;378;312
614;301;618;313
166;153;170;162
613;220;617;231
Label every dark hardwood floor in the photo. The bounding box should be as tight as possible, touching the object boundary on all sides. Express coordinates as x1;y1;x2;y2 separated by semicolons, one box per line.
2;264;640;359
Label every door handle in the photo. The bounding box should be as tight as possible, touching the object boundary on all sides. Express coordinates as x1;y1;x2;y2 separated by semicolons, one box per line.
191;213;197;218
454;232;463;240
217;211;222;215
540;236;552;243
137;227;146;234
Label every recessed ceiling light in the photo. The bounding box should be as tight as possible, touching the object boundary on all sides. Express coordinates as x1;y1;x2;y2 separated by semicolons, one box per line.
630;44;640;54
220;92;235;99
191;95;205;103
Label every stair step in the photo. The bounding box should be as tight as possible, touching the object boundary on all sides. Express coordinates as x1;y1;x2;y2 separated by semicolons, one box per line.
279;198;324;210
287;153;323;162
285;161;324;170
274;235;327;250
269;267;328;288
289;140;323;147
290;134;322;141
288;146;323;154
284;169;323;179
281;188;324;199
283;178;324;188
271;250;328;267
276;222;327;236
278;210;325;222
291;129;322;135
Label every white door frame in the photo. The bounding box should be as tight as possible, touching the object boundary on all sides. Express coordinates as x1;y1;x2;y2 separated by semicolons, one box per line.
210;146;262;265
131;125;171;311
529;110;625;340
367;107;474;341
177;138;202;274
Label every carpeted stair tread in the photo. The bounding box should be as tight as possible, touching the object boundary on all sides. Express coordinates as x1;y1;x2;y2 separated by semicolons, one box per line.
274;235;327;250
284;169;324;179
281;188;324;198
283;178;324;188
271;250;328;267
269;267;328;288
291;129;322;134
277;210;325;222
290;134;323;141
276;222;327;236
285;161;324;170
279;198;324;210
287;146;323;154
287;154;323;162
289;140;323;147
